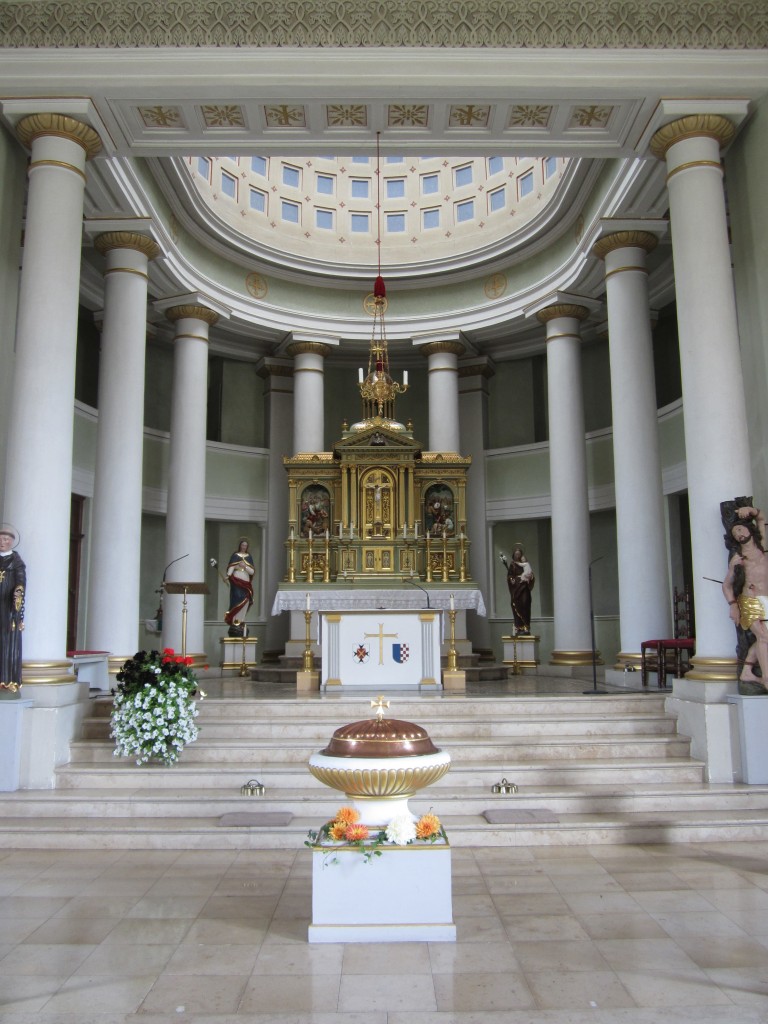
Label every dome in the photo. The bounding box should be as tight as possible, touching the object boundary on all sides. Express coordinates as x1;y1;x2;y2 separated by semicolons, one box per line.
320;716;440;758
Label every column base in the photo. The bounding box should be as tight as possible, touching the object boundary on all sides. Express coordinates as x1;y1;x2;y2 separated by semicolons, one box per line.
20;660;77;686
614;651;643;670
684;656;738;682
549;650;602;667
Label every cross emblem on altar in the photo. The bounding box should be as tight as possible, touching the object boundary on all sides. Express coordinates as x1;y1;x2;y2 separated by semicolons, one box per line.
364;623;399;665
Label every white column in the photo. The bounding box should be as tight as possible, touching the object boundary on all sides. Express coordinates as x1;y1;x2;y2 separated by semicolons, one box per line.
539;303;594;666
651;114;750;680
287;339;333;454
417;338;464;453
3;114;101;685
257;357;294;652
160;302;218;661
457;357;495;651
85;231;160;668
593;227;671;664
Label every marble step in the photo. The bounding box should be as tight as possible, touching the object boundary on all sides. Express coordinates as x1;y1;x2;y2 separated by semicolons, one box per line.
53;756;705;789
68;733;692;763
81;711;678;740
1;781;762;819
2;807;768;849
89;693;671;720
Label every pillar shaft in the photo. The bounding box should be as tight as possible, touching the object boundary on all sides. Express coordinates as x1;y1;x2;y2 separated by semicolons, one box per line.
4;115;100;682
422;341;464;453
652;115;750;678
542;306;593;662
595;231;671;659
162;305;216;658
86;233;159;662
288;341;330;455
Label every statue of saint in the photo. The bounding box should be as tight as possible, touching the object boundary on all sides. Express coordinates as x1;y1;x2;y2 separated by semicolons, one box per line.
721;499;768;694
0;524;25;699
224;538;255;629
500;544;535;635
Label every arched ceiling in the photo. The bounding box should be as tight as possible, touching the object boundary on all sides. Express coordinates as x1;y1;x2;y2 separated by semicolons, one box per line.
0;39;764;361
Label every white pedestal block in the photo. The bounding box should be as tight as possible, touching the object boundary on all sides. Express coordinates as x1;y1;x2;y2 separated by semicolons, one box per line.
0;701;33;791
502;634;540;672
70;652;110;692
309;842;456;943
727;695;768;783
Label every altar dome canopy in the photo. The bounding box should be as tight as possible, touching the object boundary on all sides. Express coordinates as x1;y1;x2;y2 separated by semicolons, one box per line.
186;153;567;268
321;716;441;758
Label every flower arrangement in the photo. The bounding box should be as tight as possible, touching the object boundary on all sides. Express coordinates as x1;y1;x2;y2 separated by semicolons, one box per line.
110;648;204;766
305;806;446;864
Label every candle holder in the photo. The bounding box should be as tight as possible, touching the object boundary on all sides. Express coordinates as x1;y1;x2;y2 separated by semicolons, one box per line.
441;532;448;582
323;533;330;583
287;533;296;583
303;607;314;671
459;527;467;582
425;533;433;583
306;533;313;582
447;604;458;672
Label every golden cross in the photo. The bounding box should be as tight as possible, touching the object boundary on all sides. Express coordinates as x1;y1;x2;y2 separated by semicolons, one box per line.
370;695;390;720
364;623;399;665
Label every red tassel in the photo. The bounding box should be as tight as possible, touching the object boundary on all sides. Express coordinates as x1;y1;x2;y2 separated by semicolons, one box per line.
373;275;386;298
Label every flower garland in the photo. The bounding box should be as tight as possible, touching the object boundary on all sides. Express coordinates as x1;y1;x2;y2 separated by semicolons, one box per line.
110;648;204;766
305;806;446;864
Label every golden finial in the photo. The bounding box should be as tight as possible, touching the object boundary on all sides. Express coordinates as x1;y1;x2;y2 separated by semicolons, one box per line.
370;695;390;721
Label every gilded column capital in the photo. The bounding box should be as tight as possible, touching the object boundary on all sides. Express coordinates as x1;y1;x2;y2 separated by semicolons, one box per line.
593;231;659;260
16;113;102;158
536;304;590;325
650;114;736;161
420;341;466;358
94;231;161;261
286;341;332;359
165;304;219;326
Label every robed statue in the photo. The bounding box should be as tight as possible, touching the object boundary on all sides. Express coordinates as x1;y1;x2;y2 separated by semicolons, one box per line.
0;524;25;699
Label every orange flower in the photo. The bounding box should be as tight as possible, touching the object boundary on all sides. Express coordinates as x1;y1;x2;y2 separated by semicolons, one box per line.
329;821;347;841
345;823;370;842
335;806;360;825
415;812;441;839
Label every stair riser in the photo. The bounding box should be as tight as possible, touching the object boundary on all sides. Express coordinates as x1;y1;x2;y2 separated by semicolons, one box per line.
68;738;692;763
2;820;768;851
81;717;678;740
4;787;763;818
54;762;704;789
90;696;670;721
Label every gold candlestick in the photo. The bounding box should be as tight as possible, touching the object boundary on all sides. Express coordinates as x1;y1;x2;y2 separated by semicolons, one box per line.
303;608;314;671
307;532;313;581
288;534;296;583
323;533;330;583
447;602;458;671
459;527;467;582
441;531;448;582
425;532;433;583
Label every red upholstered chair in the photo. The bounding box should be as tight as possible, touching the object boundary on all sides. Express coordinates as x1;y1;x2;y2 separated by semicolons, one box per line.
640;588;695;689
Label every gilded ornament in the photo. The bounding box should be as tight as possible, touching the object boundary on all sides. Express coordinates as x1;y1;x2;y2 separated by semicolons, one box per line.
650;115;736;161
165;304;219;326
16;113;102;159
592;231;659;260
245;273;268;299
536;303;590;324
94;231;161;260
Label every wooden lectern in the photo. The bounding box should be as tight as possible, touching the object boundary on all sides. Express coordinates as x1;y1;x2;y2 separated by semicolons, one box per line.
163;582;209;658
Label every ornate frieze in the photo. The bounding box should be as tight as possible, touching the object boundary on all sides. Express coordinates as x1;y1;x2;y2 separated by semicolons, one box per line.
0;1;764;49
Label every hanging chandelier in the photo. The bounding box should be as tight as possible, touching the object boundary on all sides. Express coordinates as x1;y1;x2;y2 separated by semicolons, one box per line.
356;133;409;428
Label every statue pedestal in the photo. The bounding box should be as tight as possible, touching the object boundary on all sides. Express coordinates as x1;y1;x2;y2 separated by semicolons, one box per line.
727;694;768;783
502;634;540;673
0;700;33;791
218;637;258;675
308;840;455;943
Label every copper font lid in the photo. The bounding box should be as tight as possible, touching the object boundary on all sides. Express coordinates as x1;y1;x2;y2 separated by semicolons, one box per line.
320;696;440;758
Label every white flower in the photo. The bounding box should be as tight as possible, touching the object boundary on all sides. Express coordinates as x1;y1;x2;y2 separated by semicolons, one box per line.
385;814;417;845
